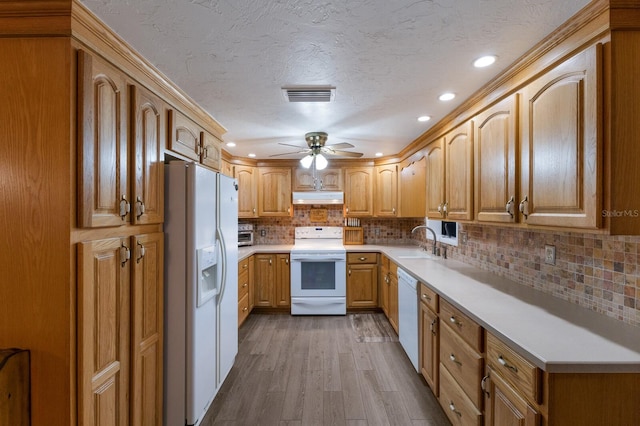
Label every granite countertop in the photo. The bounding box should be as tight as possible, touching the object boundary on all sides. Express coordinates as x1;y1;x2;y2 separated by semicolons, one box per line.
237;244;640;373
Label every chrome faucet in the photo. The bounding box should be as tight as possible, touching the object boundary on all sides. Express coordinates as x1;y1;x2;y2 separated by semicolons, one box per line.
411;225;438;256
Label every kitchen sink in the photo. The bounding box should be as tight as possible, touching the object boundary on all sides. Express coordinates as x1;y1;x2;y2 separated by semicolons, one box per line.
390;249;434;260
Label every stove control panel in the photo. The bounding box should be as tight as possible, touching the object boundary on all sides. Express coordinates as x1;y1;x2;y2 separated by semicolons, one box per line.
294;226;343;239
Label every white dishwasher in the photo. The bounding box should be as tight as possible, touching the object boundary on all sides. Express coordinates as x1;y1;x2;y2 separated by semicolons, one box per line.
397;268;419;372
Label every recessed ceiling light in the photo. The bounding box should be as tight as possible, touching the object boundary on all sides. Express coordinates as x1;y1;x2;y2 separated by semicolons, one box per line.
248;153;256;158
226;142;236;147
417;115;431;122
375;152;383;157
473;55;496;68
439;92;456;101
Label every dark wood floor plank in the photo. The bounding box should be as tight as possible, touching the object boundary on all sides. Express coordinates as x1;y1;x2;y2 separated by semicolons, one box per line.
381;390;413;426
302;369;324;424
358;370;391;426
339;352;366;420
281;352;307;420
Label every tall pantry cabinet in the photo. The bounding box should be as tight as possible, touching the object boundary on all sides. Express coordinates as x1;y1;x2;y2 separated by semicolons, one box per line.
0;2;225;425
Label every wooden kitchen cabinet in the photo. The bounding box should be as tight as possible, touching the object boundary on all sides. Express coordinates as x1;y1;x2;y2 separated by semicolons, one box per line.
519;44;600;229
426;121;474;221
253;253;290;309
201;130;222;171
77;237;130;426
399;157;426;217
474;95;518;224
220;159;234;177
344;167;374;217
388;261;399;333
78;49;129;228
167;109;202;162
236;165;258;218
347;253;378;308
238;257;251;326
484;365;539;426
293;167;342;191
258;167;292;217
130;232;164;426
438;299;484;425
130;84;165;225
419;283;439;395
374;164;398;217
379;255;390;317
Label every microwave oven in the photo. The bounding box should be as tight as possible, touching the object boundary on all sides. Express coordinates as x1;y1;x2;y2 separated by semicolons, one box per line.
238;223;254;246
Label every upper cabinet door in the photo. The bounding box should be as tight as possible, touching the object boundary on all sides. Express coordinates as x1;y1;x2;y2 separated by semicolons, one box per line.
130;85;164;225
445;120;474;221
474;95;518;224
399;157;426;218
236;165;258;218
375;164;398;217
258;167;292;217
77;50;129;228
201;131;222;171
167;109;201;162
344;167;373;217
520;45;600;229
293;168;342;191
425;138;445;219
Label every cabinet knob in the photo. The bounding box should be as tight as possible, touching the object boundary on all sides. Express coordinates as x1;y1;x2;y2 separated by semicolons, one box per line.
243;307;248;312
242;283;248;288
348;269;352;276
449;353;462;366
422;293;431;301
449;316;462;327
359;257;367;261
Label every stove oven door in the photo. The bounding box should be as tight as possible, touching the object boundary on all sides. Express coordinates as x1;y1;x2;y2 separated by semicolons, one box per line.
290;252;346;297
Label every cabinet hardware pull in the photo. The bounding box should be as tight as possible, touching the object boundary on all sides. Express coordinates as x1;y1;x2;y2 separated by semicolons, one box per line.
269;259;272;265
135;196;146;219
348;269;352;276
481;374;490;398
443;202;448;214
243;307;248;312
120;244;130;267
242;283;248;288
422;293;431;301
119;195;130;219
346;207;349;213
449;316;462;327
202;146;208;159
392;207;396;214
498;355;518;372
136;241;146;263
285;258;289;265
253;208;256;214
449;353;462;366
437;204;442;215
448;402;462;417
195;143;201;156
359;257;367;261
243;264;248;269
519;195;529;219
505;196;515;218
430;318;438;335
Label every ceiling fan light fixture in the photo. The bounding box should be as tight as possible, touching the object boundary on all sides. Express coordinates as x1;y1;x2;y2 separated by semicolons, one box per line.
300;154;314;169
315;153;328;170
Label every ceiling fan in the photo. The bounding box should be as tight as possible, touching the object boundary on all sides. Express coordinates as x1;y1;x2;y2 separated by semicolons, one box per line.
270;132;363;169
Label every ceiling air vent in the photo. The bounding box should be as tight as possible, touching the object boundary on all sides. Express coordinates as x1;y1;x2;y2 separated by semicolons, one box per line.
282;86;336;103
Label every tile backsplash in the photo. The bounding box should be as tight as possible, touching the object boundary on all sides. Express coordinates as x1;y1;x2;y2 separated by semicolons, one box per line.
242;209;639;327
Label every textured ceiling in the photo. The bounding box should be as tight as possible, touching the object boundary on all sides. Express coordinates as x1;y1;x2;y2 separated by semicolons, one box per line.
82;0;590;160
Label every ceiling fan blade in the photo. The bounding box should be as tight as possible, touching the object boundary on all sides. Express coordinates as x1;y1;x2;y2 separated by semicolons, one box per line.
278;142;309;149
323;149;363;158
269;149;310;157
325;142;354;149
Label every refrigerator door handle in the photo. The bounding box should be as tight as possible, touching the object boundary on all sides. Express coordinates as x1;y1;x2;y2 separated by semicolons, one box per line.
216;227;228;301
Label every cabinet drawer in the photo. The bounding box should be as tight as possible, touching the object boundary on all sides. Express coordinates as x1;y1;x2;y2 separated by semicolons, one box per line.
439;365;483;426
239;257;250;273
347;252;378;264
238;293;249;326
419;282;438;313
440;323;483;408
486;332;541;404
440;299;483;352
238;269;249;299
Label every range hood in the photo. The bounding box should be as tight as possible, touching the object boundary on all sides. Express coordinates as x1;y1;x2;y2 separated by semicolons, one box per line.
292;191;344;205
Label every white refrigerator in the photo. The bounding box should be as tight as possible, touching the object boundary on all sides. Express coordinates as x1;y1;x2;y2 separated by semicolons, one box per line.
164;161;238;426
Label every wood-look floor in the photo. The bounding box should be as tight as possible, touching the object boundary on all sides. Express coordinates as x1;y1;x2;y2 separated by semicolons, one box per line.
201;313;450;426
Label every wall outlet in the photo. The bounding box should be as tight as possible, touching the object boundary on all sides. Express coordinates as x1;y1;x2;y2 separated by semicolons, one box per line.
374;228;380;236
260;229;266;237
544;245;556;265
461;232;468;244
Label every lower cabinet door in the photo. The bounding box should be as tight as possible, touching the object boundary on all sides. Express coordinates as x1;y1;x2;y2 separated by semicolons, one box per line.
77;237;130;426
484;366;540;426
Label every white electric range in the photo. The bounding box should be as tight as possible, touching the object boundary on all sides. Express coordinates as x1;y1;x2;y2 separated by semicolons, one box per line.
290;226;347;315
